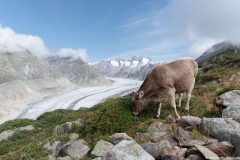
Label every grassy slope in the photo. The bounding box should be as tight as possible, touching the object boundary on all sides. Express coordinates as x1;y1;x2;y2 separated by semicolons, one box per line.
1;51;240;159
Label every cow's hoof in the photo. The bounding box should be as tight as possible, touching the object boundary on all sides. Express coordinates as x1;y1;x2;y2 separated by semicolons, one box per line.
155;115;160;118
184;109;189;112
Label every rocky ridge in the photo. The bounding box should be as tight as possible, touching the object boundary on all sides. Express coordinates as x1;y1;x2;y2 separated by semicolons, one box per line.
45;56;111;86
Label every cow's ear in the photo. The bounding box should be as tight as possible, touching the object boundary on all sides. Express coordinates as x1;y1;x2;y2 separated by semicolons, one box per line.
139;91;144;98
132;92;138;99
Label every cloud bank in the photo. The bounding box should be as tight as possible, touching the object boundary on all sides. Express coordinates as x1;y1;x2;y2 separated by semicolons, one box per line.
157;0;240;59
0;25;89;62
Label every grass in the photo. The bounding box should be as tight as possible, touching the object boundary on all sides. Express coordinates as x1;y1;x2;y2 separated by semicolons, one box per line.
2;50;240;159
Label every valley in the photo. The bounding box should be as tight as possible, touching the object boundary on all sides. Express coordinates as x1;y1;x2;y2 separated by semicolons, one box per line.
18;77;142;120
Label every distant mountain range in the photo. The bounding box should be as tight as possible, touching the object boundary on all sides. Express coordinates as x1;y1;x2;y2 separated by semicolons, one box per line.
89;56;156;80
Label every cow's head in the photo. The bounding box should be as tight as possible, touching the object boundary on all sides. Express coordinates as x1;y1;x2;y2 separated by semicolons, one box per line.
131;91;147;116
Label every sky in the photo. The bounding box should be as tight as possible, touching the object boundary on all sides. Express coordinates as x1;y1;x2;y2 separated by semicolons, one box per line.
0;0;240;63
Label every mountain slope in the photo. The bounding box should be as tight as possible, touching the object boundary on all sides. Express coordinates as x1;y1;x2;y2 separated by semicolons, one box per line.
90;56;156;80
195;41;240;67
45;56;111;86
0;50;77;124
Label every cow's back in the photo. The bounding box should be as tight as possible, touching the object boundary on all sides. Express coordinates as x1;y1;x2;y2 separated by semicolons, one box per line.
148;58;198;93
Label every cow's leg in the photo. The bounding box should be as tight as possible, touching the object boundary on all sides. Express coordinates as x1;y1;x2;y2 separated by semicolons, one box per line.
177;93;183;108
185;79;195;111
155;102;162;118
167;88;180;122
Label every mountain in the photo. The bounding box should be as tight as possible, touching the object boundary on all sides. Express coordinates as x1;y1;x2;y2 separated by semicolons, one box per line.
45;56;111;86
195;41;240;67
89;56;156;80
0;49;77;124
195;41;240;84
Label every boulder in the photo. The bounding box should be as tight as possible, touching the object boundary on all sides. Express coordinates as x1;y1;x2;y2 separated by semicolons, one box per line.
222;106;240;123
179;116;201;129
205;141;235;157
108;133;134;144
186;154;205;160
172;127;193;142
91;139;114;158
150;132;166;143
235;146;240;157
56;156;72;160
194;144;220;160
53;119;82;136
164;135;178;147
200;118;240;137
147;122;168;134
69;133;79;143
218;128;235;142
0;125;34;141
161;155;184;160
58;139;90;159
134;132;150;144
142;140;171;159
218;90;240;107
179;140;205;148
231;132;240;148
102;140;154;160
44;141;61;153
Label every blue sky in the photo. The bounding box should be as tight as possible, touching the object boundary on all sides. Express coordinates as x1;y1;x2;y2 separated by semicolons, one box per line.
0;0;240;62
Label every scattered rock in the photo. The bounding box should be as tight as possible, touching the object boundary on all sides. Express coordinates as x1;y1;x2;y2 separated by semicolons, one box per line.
164;135;178;146
218;90;240;107
231;132;240;148
235;146;240;157
108;133;134;144
194;144;220;160
102;140;154;160
176;148;187;157
91;139;114;158
217;128;237;142
53;119;82;136
179;140;205;148
179;116;201;129
58;139;90;159
222;106;240;123
0;125;34;141
205;141;235;157
161;155;184;160
148;122;168;134
142;140;171;159
56;156;72;160
172;127;193;142
160;145;173;157
69;133;79;142
150;132;166;143
185;147;202;158
200;118;240;137
186;154;205;160
44;141;61;153
134;132;150;144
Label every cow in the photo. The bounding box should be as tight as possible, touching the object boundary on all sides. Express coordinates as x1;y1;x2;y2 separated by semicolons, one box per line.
131;58;198;122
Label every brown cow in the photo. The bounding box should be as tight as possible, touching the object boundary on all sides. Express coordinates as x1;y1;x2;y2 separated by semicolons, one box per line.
131;58;198;122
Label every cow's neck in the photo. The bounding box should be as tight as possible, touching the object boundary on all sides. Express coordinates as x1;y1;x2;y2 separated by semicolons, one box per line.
138;79;153;101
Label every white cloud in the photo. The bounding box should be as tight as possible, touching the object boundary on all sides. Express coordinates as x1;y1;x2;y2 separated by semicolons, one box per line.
0;25;89;62
0;24;52;57
154;0;240;58
57;48;89;62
